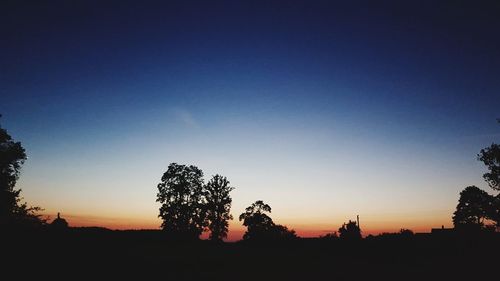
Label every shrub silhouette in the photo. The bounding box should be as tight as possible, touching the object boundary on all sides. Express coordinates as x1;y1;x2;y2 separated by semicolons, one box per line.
398;228;414;237
270;224;297;240
51;212;69;230
338;220;361;240
321;232;339;239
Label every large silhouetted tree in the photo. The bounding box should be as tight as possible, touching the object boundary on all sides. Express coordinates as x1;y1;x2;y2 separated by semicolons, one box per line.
452;186;492;230
156;163;207;240
205;174;234;241
0;115;44;229
476;119;500;226
478;143;500;191
239;200;296;241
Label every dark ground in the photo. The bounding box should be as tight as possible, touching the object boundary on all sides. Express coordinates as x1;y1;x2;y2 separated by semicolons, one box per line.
6;228;499;280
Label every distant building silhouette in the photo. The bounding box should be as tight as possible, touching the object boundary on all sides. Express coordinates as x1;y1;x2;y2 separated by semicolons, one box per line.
51;212;69;229
431;225;453;233
430;225;454;238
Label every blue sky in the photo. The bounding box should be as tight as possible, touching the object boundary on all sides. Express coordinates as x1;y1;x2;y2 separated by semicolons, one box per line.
1;1;499;236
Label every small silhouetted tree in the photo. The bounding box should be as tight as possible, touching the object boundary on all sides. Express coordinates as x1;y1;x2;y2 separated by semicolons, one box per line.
239;200;296;241
0;115;44;229
453;186;492;231
156;163;207;240
205;174;234;241
338;220;361;240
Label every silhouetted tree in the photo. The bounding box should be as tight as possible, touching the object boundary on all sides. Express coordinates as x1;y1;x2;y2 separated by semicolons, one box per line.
156;163;207;240
50;212;69;230
205;174;234;241
239;200;296;241
453;186;493;231
0;115;44;229
478;143;500;191
490;194;500;227
271;224;297;240
338;220;361;240
239;200;274;240
476;120;500;227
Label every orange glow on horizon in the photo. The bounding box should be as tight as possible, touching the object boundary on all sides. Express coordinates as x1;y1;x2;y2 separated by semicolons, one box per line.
46;212;452;242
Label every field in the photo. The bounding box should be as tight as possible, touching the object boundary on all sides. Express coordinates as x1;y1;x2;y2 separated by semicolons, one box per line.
7;228;498;280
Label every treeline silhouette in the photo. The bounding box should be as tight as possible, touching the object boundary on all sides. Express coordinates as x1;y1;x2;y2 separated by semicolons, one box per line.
1;115;499;239
5;218;499;279
2;115;499;279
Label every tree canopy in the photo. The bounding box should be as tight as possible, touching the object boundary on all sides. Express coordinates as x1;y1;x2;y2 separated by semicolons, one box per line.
473;120;500;227
239;200;274;240
156;163;207;240
0;116;44;229
452;185;493;230
205;174;234;241
156;164;235;240
338;220;361;240
239;200;296;241
478;143;500;191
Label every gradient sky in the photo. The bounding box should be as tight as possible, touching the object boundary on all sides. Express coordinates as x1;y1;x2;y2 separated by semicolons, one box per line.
1;1;499;240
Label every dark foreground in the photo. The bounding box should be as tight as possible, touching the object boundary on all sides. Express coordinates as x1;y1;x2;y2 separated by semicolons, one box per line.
6;228;499;280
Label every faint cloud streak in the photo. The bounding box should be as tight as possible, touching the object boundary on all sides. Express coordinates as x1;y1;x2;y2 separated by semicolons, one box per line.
173;108;199;129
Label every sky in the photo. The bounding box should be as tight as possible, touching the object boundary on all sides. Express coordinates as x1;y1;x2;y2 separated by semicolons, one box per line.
1;0;499;240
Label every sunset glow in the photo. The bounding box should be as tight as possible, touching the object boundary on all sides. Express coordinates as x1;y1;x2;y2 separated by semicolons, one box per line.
3;0;499;242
